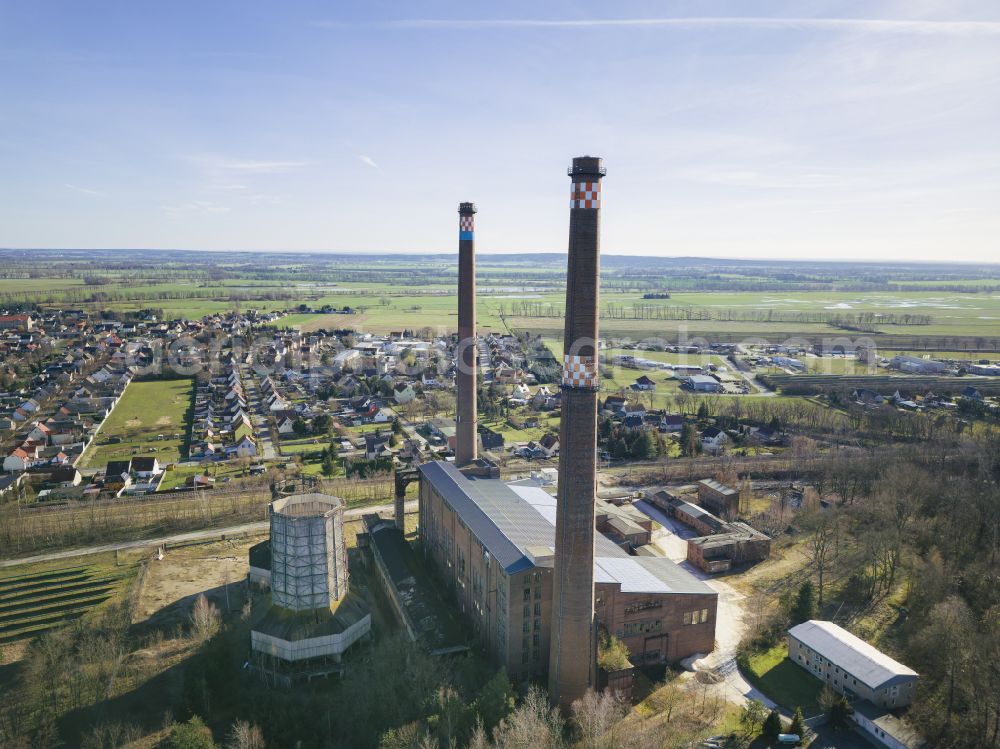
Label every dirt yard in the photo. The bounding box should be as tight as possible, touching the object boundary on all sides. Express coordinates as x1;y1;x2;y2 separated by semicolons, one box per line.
136;535;266;630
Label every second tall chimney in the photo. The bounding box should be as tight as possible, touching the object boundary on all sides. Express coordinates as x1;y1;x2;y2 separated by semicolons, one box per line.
455;202;478;466
549;156;605;710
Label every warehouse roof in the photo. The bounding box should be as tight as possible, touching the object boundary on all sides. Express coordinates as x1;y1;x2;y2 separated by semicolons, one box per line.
419;461;713;596
698;479;738;496
788;620;918;691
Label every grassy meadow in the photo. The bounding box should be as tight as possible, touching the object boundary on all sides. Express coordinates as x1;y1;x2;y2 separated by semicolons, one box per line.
80;379;194;469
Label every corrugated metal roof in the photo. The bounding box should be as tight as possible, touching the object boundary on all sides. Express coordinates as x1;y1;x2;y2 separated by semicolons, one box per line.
420;462;713;595
788;620;918;690
419;461;552;572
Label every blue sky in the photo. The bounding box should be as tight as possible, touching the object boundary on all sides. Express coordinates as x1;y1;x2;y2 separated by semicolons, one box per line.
1;1;998;261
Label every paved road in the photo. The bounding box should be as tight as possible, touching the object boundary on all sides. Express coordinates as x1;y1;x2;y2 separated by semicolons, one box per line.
0;500;418;569
632;497;787;716
241;366;277;459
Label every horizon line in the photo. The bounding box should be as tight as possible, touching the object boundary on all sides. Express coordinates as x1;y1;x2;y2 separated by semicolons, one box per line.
2;247;999;268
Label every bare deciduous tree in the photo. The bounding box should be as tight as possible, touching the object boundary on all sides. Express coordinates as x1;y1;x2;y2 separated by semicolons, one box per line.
190;594;221;641
226;720;265;749
571;689;628;749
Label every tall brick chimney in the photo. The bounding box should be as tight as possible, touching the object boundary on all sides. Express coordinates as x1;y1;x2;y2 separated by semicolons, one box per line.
455;202;478;466
549;156;605;710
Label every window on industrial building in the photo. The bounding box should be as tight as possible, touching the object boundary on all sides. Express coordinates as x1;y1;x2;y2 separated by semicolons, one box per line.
533;634;540;646
523;604;530;618
700;608;709;623
523;620;529;633
534;618;541;631
623;620;661;636
534;602;541;616
683;611;692;625
523;575;531;585
523;588;530;602
521;650;530;664
534;587;541;600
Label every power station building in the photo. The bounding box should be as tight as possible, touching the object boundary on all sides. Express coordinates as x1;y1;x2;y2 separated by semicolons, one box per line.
418;461;718;683
416;158;717;697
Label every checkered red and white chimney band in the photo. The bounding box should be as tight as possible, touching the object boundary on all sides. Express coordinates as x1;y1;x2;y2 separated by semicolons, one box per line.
562;354;598;388
459;214;474;240
570;181;601;209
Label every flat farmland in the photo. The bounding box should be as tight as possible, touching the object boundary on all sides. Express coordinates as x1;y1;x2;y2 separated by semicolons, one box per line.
504;290;1000;346
80;379;194;468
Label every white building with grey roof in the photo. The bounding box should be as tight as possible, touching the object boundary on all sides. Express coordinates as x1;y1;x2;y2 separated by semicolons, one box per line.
787;620;918;708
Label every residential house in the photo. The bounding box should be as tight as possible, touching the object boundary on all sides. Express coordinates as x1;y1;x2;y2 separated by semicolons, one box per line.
232;415;255;443
533;433;559;458
364;433;392;460
0;472;26;499
0;314;33;331
393;381;417;405
3;447;34;472
602;395;627;416
631;375;656;391
660;413;684;433
276;415;298;435
853;388;885;406
228;436;258;458
622;414;645;432
131;457;162;478
50;466;82;487
372;408;394;424
699;427;730;454
103;459;133;493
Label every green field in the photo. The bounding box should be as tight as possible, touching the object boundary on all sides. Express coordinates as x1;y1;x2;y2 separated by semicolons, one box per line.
762;372;1000;396
7;250;1000;348
278;436;331;455
742;643;824;716
541;337;697;407
0;559;136;644
80;379;194;469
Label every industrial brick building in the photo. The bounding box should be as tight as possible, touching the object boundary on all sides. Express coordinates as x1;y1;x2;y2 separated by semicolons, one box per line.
418;461;718;683
697;478;743;519
651;490;771;573
595;498;653;549
686;525;771;574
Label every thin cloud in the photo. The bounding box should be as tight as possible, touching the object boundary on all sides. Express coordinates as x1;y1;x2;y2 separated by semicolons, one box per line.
214;159;311;174
64;183;105;197
357;154;380;170
185;155;312;175
161;201;230;216
369;17;1000;36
